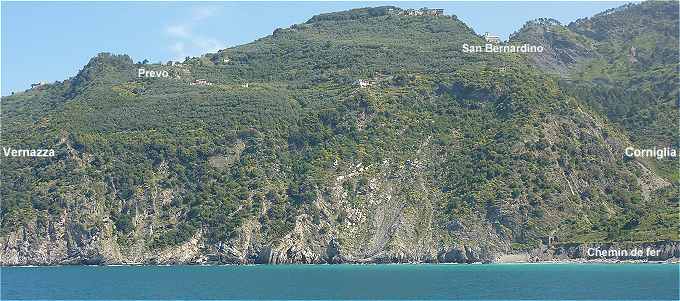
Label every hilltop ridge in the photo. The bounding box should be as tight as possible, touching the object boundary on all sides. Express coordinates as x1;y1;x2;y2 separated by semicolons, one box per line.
306;6;399;23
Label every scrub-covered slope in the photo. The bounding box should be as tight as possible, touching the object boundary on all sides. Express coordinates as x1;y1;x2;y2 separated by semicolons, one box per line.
511;1;679;149
1;5;677;265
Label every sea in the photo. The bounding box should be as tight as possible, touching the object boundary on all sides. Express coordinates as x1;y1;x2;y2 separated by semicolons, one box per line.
1;263;678;300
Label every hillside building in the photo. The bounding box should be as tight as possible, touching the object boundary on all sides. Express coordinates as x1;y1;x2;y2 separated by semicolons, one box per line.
30;82;47;89
357;79;373;88
483;32;501;44
190;79;212;86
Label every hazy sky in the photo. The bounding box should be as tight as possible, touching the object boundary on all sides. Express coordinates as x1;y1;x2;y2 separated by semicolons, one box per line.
1;1;633;96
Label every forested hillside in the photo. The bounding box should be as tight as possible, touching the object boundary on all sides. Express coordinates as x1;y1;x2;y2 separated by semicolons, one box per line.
512;1;678;146
1;3;677;265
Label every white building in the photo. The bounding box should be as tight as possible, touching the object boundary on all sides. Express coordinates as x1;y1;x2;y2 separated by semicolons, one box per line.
30;82;47;89
483;32;501;44
357;79;373;88
190;79;212;86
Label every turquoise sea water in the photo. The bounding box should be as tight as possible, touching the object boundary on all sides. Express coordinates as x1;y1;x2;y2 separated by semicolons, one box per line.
1;264;678;300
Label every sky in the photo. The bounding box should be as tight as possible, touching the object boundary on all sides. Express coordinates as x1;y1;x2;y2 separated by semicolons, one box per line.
1;1;634;96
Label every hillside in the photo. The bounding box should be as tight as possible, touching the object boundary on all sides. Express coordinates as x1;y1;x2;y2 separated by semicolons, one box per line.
511;1;679;150
1;3;678;265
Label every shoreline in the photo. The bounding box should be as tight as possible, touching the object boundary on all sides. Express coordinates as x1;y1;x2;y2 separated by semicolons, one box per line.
3;240;678;267
4;258;678;268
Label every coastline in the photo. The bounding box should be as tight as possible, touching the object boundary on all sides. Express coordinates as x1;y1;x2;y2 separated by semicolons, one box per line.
3;257;678;267
3;239;678;266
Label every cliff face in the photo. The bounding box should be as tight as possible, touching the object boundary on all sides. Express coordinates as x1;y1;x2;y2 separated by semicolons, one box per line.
0;145;507;265
544;241;680;262
1;106;675;265
509;19;597;75
1;2;678;266
3;209;678;265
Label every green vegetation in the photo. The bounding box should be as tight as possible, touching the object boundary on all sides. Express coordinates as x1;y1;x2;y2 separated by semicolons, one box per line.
1;2;677;259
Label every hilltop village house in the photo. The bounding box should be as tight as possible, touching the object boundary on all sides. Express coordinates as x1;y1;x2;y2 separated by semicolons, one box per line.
389;8;444;16
483;32;501;44
30;82;47;89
